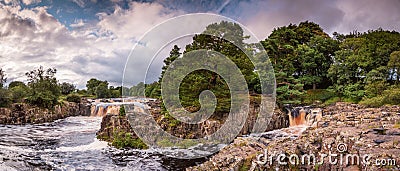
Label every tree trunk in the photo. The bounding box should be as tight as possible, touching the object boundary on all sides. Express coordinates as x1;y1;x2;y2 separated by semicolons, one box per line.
313;83;316;90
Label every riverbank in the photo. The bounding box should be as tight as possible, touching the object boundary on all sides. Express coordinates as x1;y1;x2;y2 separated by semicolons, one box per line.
0;102;91;125
188;103;400;170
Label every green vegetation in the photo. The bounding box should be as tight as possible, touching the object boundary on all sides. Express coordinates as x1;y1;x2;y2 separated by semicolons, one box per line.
86;78;122;98
125;21;400;118
66;94;81;103
119;105;126;116
1;21;400;110
111;131;148;149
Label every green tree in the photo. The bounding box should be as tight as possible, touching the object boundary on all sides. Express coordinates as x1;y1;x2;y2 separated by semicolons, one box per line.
8;81;25;89
60;82;76;95
95;82;110;98
119;105;125;116
86;78;107;95
10;85;29;103
25;66;61;109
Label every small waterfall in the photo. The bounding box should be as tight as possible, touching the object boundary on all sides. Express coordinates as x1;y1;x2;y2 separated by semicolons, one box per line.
89;98;155;117
90;104;120;117
285;106;323;127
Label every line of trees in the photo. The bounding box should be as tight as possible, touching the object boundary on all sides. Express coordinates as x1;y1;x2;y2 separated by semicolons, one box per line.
130;21;400;110
0;67;124;109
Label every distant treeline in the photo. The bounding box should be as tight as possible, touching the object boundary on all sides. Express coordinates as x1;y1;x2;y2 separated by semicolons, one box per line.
0;67;122;109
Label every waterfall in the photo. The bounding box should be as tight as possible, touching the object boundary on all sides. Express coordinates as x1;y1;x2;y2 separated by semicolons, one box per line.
285;106;323;127
89;98;155;117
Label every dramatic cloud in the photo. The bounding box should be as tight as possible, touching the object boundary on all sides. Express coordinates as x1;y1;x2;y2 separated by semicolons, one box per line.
0;2;181;88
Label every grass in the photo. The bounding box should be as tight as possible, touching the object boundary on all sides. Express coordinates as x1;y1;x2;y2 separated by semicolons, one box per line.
111;131;148;149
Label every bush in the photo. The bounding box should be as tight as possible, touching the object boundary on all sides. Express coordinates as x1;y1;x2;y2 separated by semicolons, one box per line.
0;88;11;107
111;131;148;149
66;94;81;103
323;96;341;106
360;88;400;107
119;105;125;116
303;89;336;104
10;85;29;103
359;96;384;107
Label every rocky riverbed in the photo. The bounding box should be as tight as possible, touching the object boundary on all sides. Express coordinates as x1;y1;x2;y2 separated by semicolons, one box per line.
188;103;400;170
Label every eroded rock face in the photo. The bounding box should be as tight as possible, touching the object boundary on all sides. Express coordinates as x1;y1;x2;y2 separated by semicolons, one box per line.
188;103;400;171
96;114;137;141
96;99;290;147
0;102;91;125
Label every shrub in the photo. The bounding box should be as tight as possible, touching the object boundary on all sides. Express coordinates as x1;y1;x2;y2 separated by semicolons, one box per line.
111;131;148;149
10;85;29;103
119;105;125;116
66;94;81;103
0;88;11;107
304;89;336;104
360;88;400;107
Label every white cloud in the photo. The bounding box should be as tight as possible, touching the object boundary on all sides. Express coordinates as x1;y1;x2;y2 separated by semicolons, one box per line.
22;0;41;5
0;2;182;88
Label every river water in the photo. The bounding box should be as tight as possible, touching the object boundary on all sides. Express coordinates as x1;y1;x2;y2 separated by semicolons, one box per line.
0;116;207;171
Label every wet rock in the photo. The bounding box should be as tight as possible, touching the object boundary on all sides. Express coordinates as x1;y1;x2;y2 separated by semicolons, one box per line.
188;103;400;171
374;139;386;144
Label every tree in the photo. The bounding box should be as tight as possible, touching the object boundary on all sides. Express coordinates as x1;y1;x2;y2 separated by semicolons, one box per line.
10;85;29;103
86;78;107;95
95;82;110;98
388;51;400;84
8;81;25;89
0;68;6;88
60;82;76;95
25;66;61;109
160;45;181;82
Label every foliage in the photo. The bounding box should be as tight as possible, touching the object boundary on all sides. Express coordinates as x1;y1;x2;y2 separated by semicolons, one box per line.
86;78;108;95
60;82;76;95
111;131;148;149
66;94;81;103
95;82;110;98
8;81;25;89
25;66;61;109
0;88;11;107
129;82;145;96
119;105;125;116
10;85;29;103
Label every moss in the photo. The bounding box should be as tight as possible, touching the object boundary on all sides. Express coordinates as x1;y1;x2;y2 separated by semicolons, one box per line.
394;122;400;129
111;131;148;149
157;138;174;147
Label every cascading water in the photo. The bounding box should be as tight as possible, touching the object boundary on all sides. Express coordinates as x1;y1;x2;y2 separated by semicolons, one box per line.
255;106;323;140
0;99;207;170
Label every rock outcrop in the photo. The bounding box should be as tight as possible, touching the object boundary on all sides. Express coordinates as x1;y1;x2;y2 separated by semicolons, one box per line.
188;103;400;170
96;98;290;147
96;114;137;141
0;102;91;125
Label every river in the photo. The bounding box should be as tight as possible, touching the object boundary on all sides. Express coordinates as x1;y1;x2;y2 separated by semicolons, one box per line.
0;116;207;171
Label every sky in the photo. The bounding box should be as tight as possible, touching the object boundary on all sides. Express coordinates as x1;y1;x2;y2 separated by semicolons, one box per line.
1;0;400;88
